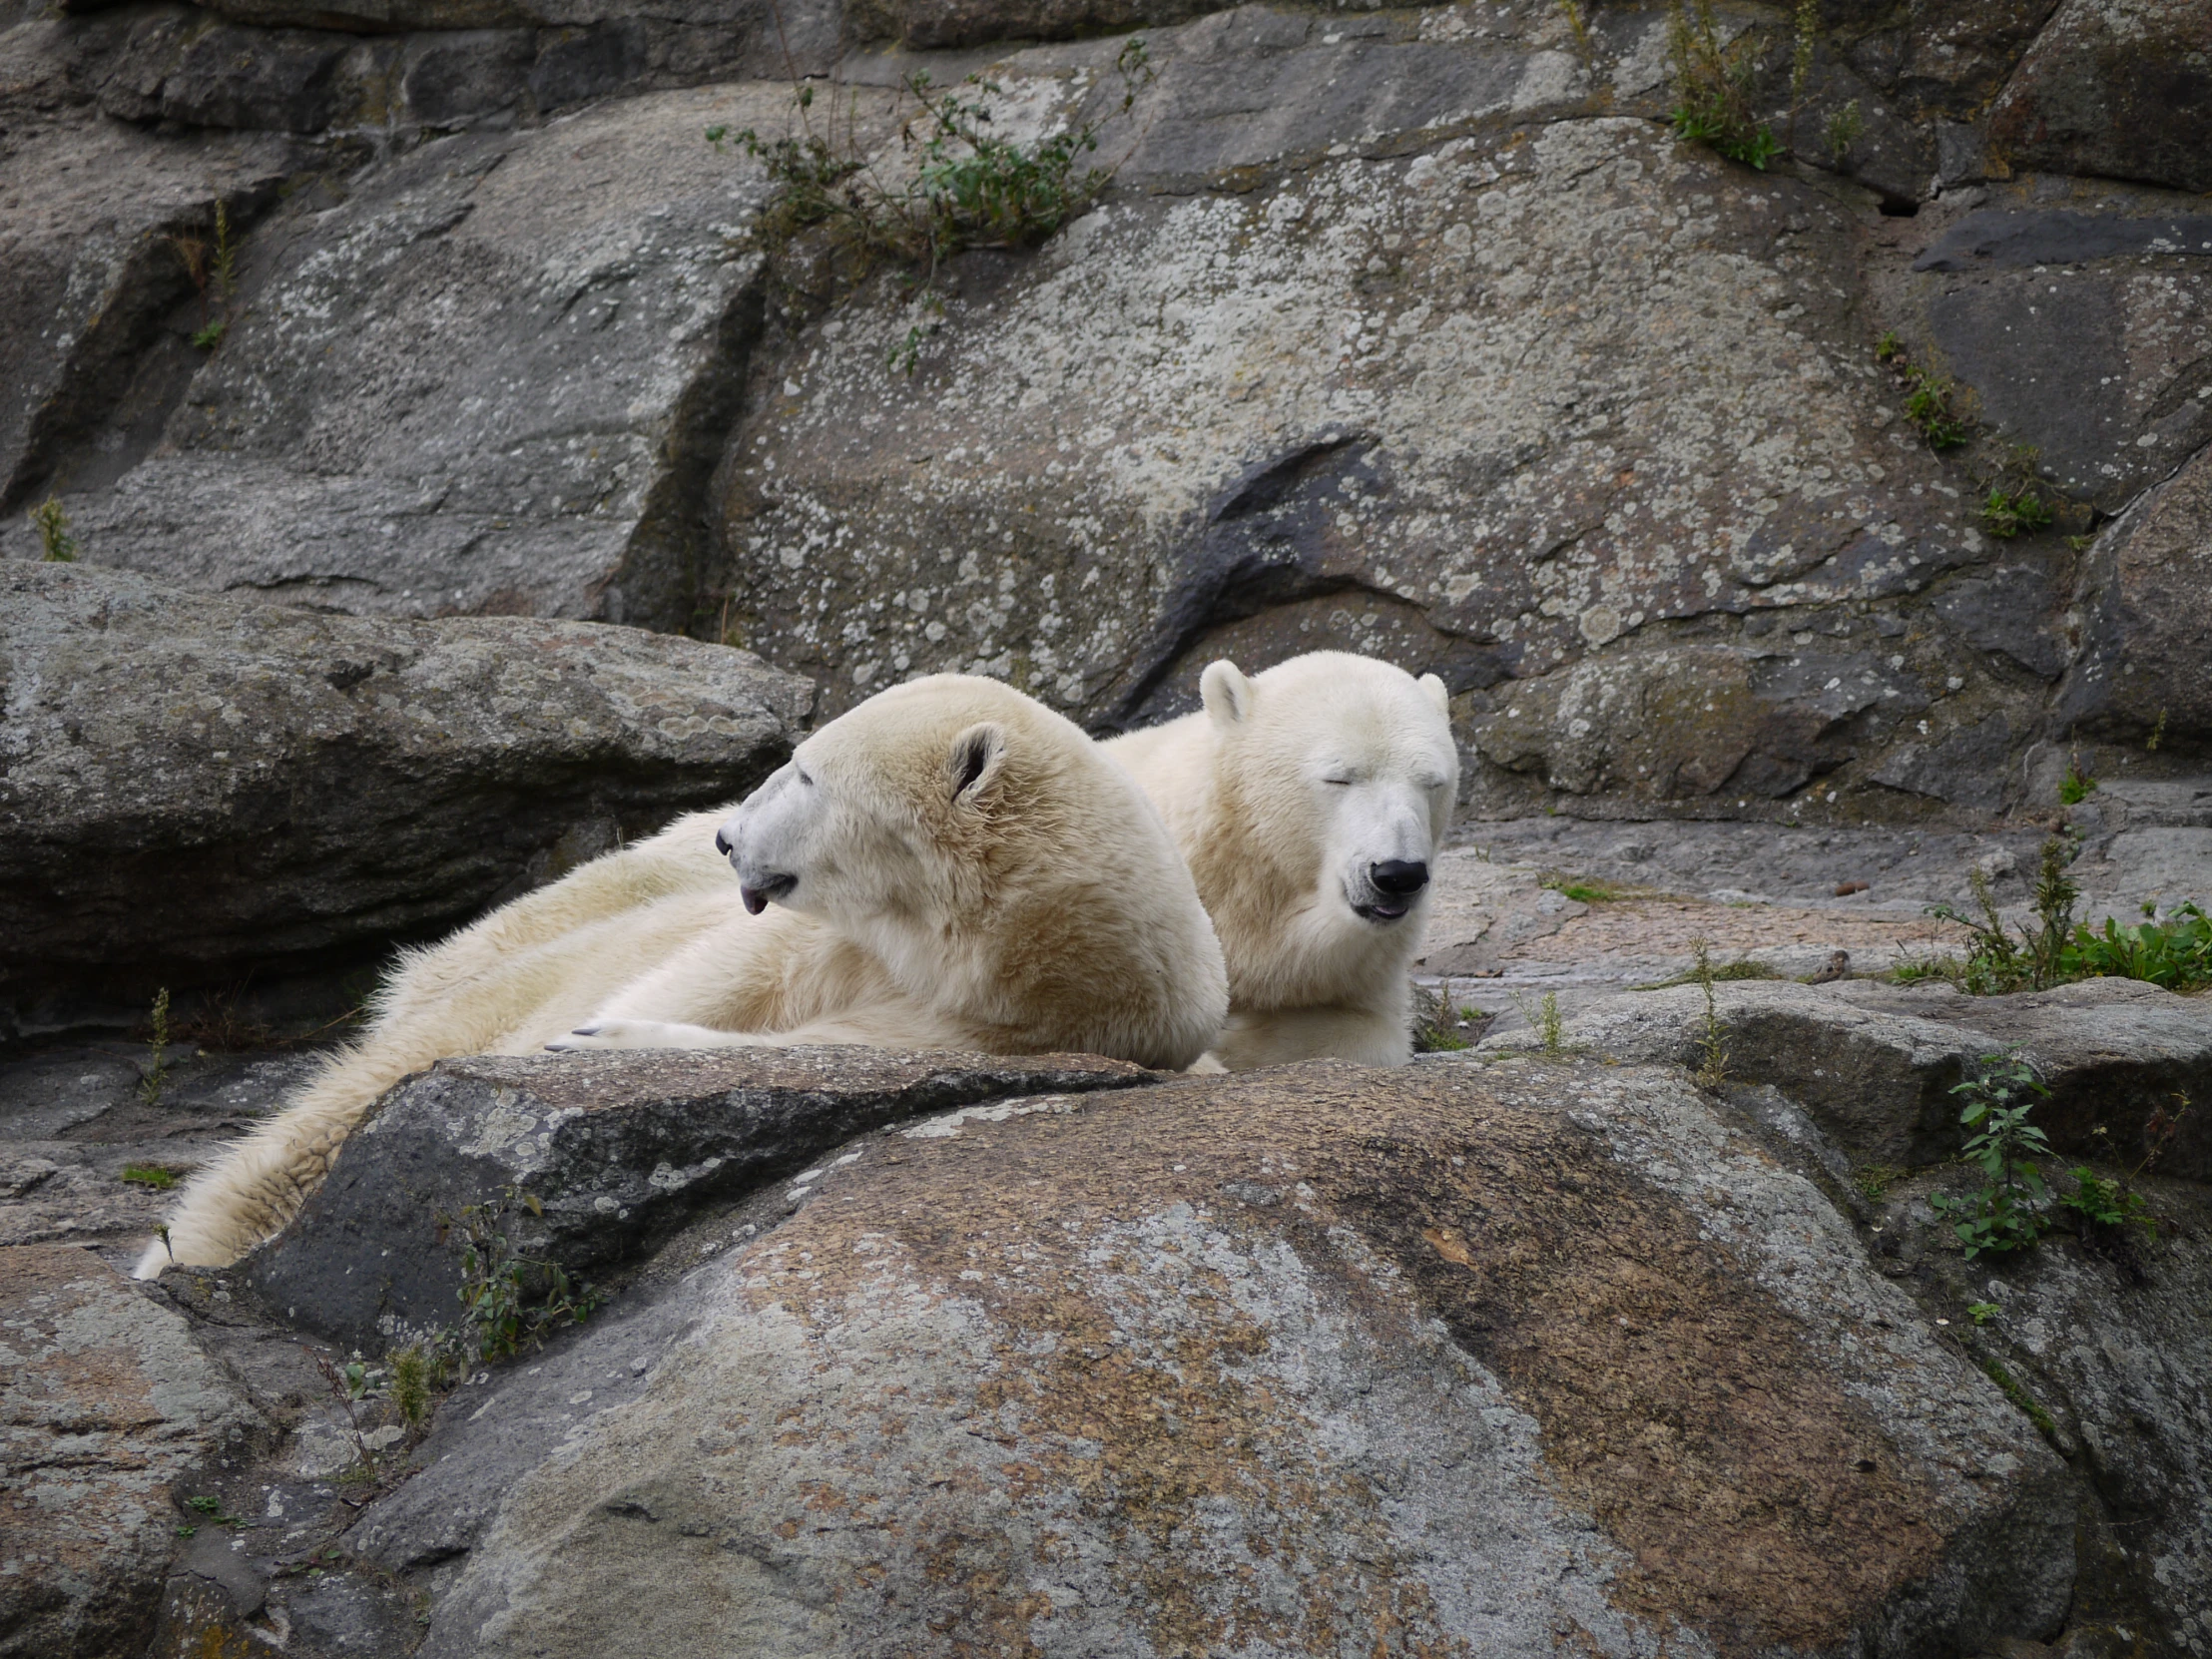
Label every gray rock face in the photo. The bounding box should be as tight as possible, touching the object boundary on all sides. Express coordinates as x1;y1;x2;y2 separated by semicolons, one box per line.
1986;0;2212;194
0;562;812;1034
2059;439;2212;754
353;1059;2077;1659
0;1244;266;1659
4;83;806;633
242;1047;1162;1351
1480;975;2212;1180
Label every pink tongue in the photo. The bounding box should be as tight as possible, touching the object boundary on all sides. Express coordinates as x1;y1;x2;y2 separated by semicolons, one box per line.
741;886;768;915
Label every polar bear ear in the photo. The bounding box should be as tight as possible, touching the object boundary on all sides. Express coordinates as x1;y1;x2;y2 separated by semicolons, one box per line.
1417;673;1449;715
946;722;1008;805
1200;660;1254;730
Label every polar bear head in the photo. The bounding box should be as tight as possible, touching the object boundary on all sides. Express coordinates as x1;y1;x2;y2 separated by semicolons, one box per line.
716;674;1227;1067
1193;651;1457;958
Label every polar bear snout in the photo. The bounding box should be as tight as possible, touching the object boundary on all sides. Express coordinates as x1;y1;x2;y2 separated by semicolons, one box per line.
1353;857;1429;922
1371;858;1429;896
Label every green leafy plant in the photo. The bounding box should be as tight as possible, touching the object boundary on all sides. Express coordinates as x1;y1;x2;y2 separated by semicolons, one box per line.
1930;836;2078;995
717;40;1154;369
1980;484;2053;539
120;1164;180;1190
1903;366;1970;449
2062;901;2211;992
1411;979;1491;1052
1930;1052;2052;1260
1667;0;1783;169
140;987;173;1105
444;1187;606;1363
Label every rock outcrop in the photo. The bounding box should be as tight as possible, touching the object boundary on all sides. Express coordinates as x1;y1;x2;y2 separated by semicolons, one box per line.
0;1245;266;1659
7;0;2211;827
0;562;811;1034
347;1056;2080;1659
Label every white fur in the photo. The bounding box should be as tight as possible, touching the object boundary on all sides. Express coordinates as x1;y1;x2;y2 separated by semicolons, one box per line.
1104;652;1456;1069
139;675;1227;1276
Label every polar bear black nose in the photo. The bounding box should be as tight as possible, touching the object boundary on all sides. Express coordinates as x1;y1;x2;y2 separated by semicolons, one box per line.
1371;859;1429;896
715;827;733;856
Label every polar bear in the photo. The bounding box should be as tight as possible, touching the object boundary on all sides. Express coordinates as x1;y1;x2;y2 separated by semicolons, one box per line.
137;675;1228;1276
1103;652;1456;1069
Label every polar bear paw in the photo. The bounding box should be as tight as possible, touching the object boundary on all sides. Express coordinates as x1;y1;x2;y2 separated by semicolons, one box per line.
546;1018;755;1052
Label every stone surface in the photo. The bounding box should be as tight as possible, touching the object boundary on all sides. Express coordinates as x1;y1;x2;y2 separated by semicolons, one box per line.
2;82;804;633
1867;1167;2212;1659
354;1060;2078;1658
1986;0;2212;195
2058;439;2212;753
241;1047;1162;1351
0;1244;266;1659
1902;204;2212;512
0;562;812;1035
1479;975;2212;1179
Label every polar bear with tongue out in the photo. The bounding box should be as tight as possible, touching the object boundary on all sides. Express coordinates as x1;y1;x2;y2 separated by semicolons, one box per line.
1105;651;1458;1069
137;674;1228;1276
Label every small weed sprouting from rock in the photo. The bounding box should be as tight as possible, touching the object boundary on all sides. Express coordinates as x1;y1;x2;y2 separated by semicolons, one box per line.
31;496;78;562
389;1346;433;1431
1667;0;1782;170
1822;98;1864;164
1930;1051;2052;1260
1555;0;1594;66
1874;336;1973;449
2059;756;2096;805
1980;485;2053;539
714;39;1155;371
172;200;239;351
1902;367;1969;449
1412;979;1493;1052
120;1164;180;1190
177;1492;249;1537
1854;1163;1899;1204
443;1186;606;1364
1507;989;1568;1057
1633;955;1779;991
1930;836;2078;995
139;987;173;1105
1689;937;1729;1088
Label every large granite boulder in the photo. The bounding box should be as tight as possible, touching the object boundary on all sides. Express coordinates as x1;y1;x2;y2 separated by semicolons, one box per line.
0;81;808;633
343;1056;2080;1658
1985;0;2212;195
242;1046;1162;1350
2058;438;2212;753
0;1244;266;1659
0;562;812;1035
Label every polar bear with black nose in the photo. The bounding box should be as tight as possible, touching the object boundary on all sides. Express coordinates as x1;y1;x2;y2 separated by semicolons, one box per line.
1104;652;1456;1069
138;675;1228;1275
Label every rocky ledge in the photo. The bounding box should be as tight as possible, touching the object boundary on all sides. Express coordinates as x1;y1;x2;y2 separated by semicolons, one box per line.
5;973;2202;1659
